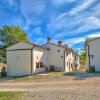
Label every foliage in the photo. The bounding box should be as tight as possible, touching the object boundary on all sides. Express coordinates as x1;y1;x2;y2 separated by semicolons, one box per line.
80;52;86;65
80;37;93;65
1;66;7;77
1;66;6;72
85;38;94;43
0;25;28;63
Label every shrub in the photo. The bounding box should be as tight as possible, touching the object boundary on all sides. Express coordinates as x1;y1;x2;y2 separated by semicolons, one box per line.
1;66;7;77
0;72;2;77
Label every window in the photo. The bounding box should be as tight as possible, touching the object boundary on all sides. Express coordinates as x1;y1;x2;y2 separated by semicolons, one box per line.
61;56;63;58
40;62;43;68
66;52;68;56
36;62;44;68
58;50;60;52
75;56;76;60
36;62;39;68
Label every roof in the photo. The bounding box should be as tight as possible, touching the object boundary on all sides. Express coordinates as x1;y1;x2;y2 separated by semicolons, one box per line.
42;42;67;49
7;42;48;51
6;41;78;56
32;43;49;50
86;37;100;45
42;42;78;55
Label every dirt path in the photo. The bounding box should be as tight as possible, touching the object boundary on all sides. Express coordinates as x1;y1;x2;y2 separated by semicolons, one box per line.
0;72;100;100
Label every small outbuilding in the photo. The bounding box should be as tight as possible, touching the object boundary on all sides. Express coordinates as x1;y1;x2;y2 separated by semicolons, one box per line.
7;42;48;76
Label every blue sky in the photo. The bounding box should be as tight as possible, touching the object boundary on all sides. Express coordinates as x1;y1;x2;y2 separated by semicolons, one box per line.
0;0;100;52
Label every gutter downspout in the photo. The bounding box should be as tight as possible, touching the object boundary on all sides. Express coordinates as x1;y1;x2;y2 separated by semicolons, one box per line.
64;50;66;72
87;45;91;71
31;46;34;74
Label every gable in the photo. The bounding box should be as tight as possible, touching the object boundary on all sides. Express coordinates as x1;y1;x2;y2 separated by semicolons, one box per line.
43;43;66;50
7;42;34;50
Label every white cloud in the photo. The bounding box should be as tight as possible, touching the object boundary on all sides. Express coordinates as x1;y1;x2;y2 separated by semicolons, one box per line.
48;11;100;38
90;3;100;17
70;16;100;34
32;27;43;35
1;0;18;11
63;32;100;47
20;0;46;26
52;0;77;5
87;33;100;38
54;33;67;38
64;37;85;47
34;37;46;44
8;0;16;7
69;0;95;15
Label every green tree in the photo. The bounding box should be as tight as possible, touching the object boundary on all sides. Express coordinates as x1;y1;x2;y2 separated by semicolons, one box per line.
80;38;93;65
0;25;28;63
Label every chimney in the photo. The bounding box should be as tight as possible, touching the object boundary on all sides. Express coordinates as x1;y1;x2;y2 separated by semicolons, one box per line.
47;36;51;43
58;40;63;46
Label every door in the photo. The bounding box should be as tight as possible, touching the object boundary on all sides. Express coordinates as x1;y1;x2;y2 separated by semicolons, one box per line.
69;61;70;71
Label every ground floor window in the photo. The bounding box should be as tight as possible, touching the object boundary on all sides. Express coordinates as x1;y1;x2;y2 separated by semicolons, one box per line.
36;62;44;68
40;62;43;68
36;62;39;68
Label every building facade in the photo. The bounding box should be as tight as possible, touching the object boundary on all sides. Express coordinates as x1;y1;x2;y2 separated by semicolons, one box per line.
86;38;100;72
7;37;80;76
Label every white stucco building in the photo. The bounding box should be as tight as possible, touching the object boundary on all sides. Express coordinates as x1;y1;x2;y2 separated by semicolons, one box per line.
86;38;100;72
7;37;80;76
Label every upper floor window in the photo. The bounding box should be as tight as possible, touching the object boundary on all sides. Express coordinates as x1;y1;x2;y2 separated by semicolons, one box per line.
66;52;68;56
75;56;77;60
61;56;63;58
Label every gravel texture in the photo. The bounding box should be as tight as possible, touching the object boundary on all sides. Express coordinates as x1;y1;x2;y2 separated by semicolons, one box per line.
0;72;100;100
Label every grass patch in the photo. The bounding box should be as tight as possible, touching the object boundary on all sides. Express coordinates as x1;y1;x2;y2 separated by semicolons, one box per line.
63;72;76;76
87;72;100;75
0;77;8;81
79;69;86;72
47;71;64;74
0;92;23;100
15;75;44;82
14;72;64;82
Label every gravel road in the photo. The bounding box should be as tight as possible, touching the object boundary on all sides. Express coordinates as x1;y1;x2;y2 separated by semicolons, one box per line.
0;72;100;100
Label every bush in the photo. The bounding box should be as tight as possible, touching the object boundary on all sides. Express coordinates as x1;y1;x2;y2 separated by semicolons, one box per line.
1;66;7;77
0;72;2;77
50;65;55;71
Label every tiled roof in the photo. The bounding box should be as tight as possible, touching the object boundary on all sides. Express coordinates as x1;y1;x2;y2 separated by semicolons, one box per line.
42;42;78;55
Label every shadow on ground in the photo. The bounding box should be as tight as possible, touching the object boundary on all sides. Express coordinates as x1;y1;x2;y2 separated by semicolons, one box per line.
63;72;100;80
